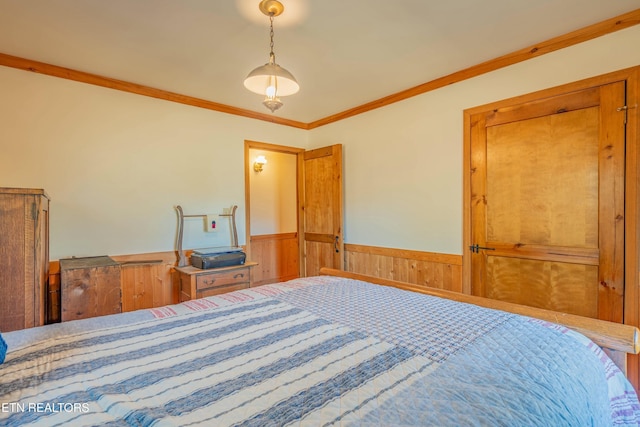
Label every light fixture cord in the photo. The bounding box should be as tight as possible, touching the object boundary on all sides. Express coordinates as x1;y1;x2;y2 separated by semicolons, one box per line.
269;13;276;63
267;12;279;97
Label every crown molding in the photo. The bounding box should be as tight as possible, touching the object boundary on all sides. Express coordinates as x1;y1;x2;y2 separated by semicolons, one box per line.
1;8;638;130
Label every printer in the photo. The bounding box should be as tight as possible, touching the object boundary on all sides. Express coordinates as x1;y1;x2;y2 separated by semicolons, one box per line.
190;246;246;269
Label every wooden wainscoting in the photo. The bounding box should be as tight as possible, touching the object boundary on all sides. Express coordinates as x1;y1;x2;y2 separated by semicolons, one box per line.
250;233;300;286
46;243;460;322
344;244;463;293
117;255;177;313
112;252;179;312
47;261;61;324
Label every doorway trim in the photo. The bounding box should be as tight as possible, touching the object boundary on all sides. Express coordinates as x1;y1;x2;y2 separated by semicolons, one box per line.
244;140;305;277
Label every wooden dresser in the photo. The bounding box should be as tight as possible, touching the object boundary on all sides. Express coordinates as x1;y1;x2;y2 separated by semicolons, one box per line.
0;187;50;332
175;262;257;302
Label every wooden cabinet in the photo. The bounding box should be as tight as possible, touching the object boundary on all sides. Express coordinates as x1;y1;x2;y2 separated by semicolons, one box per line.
60;256;122;321
0;188;50;332
176;262;257;301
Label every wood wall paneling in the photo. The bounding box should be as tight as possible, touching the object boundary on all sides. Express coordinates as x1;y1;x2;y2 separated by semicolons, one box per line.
47;261;61;323
120;261;172;312
344;244;463;293
110;253;178;312
250;233;300;286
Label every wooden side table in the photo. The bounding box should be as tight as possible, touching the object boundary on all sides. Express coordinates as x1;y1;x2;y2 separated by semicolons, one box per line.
175;262;257;301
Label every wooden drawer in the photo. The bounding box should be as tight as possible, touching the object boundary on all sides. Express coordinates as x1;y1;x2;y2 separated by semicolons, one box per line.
175;262;258;302
198;283;249;298
196;267;250;291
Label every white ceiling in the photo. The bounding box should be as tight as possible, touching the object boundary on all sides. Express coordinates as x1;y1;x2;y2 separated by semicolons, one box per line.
1;0;638;123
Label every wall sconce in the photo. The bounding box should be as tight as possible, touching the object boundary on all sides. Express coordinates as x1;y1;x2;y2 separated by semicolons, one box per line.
254;155;267;172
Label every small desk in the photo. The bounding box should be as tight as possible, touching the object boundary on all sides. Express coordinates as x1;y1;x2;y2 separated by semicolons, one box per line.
175;262;258;302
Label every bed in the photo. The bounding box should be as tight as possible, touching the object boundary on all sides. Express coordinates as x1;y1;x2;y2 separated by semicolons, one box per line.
1;268;640;426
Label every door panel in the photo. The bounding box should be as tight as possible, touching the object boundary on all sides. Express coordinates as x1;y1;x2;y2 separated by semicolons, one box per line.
302;144;343;276
470;82;626;322
486;257;599;318
486;108;599;248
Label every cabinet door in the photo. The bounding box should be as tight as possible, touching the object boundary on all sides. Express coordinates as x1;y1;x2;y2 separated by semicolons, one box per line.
0;193;28;331
0;189;49;331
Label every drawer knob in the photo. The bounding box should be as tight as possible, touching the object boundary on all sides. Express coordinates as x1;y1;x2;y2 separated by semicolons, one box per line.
202;278;217;285
234;273;245;279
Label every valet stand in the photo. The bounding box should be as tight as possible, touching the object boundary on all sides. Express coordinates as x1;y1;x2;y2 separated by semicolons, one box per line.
175;205;238;267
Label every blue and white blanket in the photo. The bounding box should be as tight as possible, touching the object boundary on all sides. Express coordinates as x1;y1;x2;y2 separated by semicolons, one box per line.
1;276;639;426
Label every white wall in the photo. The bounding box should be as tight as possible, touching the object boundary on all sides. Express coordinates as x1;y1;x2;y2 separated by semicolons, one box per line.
308;25;640;255
0;67;308;260
2;25;640;261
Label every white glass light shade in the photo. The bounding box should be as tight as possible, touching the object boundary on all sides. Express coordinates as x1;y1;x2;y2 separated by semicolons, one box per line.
244;63;300;97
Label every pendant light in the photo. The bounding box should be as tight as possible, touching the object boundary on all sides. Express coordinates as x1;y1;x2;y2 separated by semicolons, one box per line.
244;0;299;113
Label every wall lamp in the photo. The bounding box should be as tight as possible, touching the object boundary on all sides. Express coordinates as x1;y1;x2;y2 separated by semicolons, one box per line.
254;155;268;172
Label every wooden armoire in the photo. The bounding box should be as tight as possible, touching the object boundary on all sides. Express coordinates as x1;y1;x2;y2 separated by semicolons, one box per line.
0;187;50;332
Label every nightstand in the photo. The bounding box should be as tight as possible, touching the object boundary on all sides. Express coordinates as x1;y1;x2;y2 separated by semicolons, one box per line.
175;262;258;301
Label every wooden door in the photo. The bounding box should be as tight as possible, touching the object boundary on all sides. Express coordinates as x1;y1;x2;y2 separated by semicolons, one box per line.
468;82;625;322
302;144;343;276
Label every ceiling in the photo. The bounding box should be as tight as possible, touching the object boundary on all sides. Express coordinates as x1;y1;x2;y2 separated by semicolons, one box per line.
1;0;639;124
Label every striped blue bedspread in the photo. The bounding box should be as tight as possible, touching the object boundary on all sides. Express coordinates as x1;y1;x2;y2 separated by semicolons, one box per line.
1;275;639;426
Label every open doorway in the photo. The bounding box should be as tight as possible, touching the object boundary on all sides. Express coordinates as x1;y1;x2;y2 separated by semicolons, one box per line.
244;140;304;285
